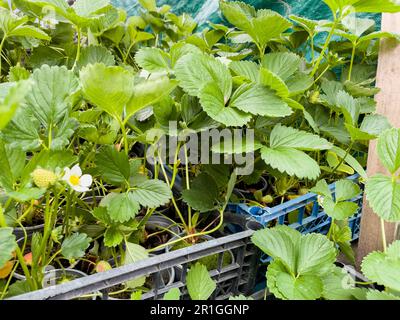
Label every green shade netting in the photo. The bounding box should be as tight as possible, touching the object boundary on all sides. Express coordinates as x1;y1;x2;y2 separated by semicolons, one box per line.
111;0;381;27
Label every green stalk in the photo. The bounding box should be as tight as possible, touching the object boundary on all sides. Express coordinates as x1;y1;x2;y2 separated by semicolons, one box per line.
44;249;62;268
0;260;19;299
111;248;119;267
380;218;387;253
72;27;82;70
48;124;52;149
123;42;136;63
158;154;188;231
64;191;71;236
0;204;35;290
0;35;7;78
348;42;357;82
311;19;338;77
327;219;335;240
154;161;159;181
137;208;156;229
170;142;182;189
331;141;354;175
33;192;52;271
16;201;34;224
117;117;129;156
313;64;331;84
0;203;7;227
147;207;225;253
256;43;265;60
310;34;315;66
183;144;192;229
15;247;36;289
81;143;96;169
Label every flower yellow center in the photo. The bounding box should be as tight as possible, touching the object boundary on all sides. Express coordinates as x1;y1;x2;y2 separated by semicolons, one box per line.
69;175;80;186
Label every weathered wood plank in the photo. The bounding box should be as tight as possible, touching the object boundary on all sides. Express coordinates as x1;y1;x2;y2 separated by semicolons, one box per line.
357;13;400;265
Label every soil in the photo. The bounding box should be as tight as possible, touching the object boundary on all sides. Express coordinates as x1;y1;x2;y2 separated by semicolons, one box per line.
14;209;45;228
74;254;98;275
143;230;171;250
235;178;267;195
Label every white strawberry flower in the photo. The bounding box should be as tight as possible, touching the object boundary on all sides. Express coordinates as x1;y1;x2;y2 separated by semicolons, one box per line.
139;69;150;79
63;165;92;193
216;56;232;66
40;17;58;30
317;195;325;207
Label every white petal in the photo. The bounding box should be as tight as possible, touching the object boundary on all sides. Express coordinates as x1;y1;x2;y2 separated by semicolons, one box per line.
79;174;93;187
139;70;150;79
62;168;71;181
72;185;90;193
216;57;231;66
70;164;82;177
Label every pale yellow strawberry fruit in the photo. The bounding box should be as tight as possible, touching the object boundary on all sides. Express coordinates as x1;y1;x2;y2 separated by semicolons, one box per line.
32;168;57;188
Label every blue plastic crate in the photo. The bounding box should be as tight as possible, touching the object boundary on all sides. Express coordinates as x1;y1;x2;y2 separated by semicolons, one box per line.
156;161;363;242
151;157;363;246
227;174;363;263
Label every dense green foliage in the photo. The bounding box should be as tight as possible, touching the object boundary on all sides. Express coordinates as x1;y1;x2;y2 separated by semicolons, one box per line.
0;0;399;300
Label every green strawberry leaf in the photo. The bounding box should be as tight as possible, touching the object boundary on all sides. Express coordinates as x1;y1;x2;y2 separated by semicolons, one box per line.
376;128;400;174
186;263;216;300
77;45;115;69
361;240;400;292
230;83;292;117
0;80;33;130
135;47;171;73
182;173;219;212
80;63;134;117
124;243;148;288
95;146;130;185
104;227;124;247
365;174;400;222
0;228;17;269
130;179;172;208
174;52;232;100
105;192;140;223
199;81;251;127
61;233;91;260
164;288;181;300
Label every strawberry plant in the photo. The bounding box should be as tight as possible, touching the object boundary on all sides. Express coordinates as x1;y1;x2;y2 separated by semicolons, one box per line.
0;0;399;300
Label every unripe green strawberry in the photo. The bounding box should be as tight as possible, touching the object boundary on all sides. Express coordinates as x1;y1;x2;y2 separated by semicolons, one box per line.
309;91;320;104
32;168;57;188
262;195;274;204
298;188;309;196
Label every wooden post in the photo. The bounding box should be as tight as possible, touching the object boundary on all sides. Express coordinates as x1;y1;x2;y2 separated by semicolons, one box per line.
356;13;400;265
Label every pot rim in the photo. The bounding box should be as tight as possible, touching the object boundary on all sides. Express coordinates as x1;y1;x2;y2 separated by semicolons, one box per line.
234;176;268;194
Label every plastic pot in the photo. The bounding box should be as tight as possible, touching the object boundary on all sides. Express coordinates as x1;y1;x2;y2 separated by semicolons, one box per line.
14;235;78;281
13;223;45;240
103;258;176;300
214;211;263;236
245;220;264;231
42;268;98;300
169;234;235;278
168;233;236;299
139;214;182;254
234;176;268;198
